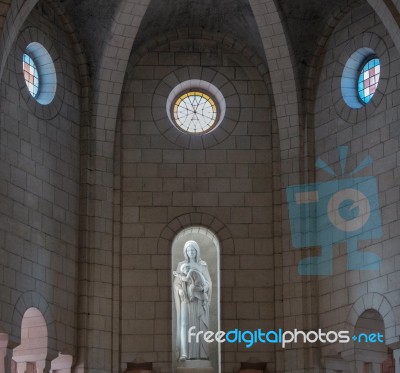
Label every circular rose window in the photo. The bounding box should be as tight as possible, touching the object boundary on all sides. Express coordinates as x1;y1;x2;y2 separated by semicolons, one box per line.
172;90;219;134
166;80;226;135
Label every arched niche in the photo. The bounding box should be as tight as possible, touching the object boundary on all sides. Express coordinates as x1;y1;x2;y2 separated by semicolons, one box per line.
171;226;220;373
351;309;393;372
12;308;48;373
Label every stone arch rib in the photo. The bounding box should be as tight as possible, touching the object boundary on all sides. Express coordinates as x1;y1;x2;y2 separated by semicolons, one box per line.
367;0;400;53
0;0;90;95
248;0;301;183
80;1;151;372
0;0;38;82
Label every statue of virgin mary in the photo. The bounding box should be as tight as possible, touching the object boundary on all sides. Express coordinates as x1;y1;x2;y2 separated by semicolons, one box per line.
173;241;212;362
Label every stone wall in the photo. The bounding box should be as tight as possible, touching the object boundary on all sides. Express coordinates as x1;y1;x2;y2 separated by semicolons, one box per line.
0;2;81;360
312;1;400;359
117;30;278;373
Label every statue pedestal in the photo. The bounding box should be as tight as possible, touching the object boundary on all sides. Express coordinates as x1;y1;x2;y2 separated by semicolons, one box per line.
176;360;214;373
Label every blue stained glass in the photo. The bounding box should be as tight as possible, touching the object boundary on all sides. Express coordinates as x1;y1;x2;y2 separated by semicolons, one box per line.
357;57;380;104
23;53;39;98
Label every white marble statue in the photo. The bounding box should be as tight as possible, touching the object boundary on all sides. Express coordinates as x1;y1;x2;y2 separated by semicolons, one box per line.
173;240;212;362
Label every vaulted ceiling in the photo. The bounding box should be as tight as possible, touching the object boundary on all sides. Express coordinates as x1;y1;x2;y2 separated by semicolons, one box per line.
62;0;363;82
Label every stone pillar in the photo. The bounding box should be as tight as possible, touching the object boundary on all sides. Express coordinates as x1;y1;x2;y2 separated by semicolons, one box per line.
16;362;27;373
371;362;381;373
0;333;8;373
36;360;46;373
394;349;400;373
346;360;364;373
321;356;349;373
50;352;73;373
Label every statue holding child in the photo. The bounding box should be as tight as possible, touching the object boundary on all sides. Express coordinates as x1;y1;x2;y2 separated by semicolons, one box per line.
173;240;212;362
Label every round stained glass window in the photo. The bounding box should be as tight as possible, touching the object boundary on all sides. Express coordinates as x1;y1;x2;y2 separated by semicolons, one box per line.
22;42;57;105
341;48;382;109
357;57;380;105
23;53;39;98
172;91;219;134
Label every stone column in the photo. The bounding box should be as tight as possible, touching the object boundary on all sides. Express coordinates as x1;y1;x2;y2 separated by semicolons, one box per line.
393;349;400;373
16;362;27;373
345;360;364;373
0;333;8;373
321;356;349;373
36;360;46;373
50;352;73;373
371;362;381;373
